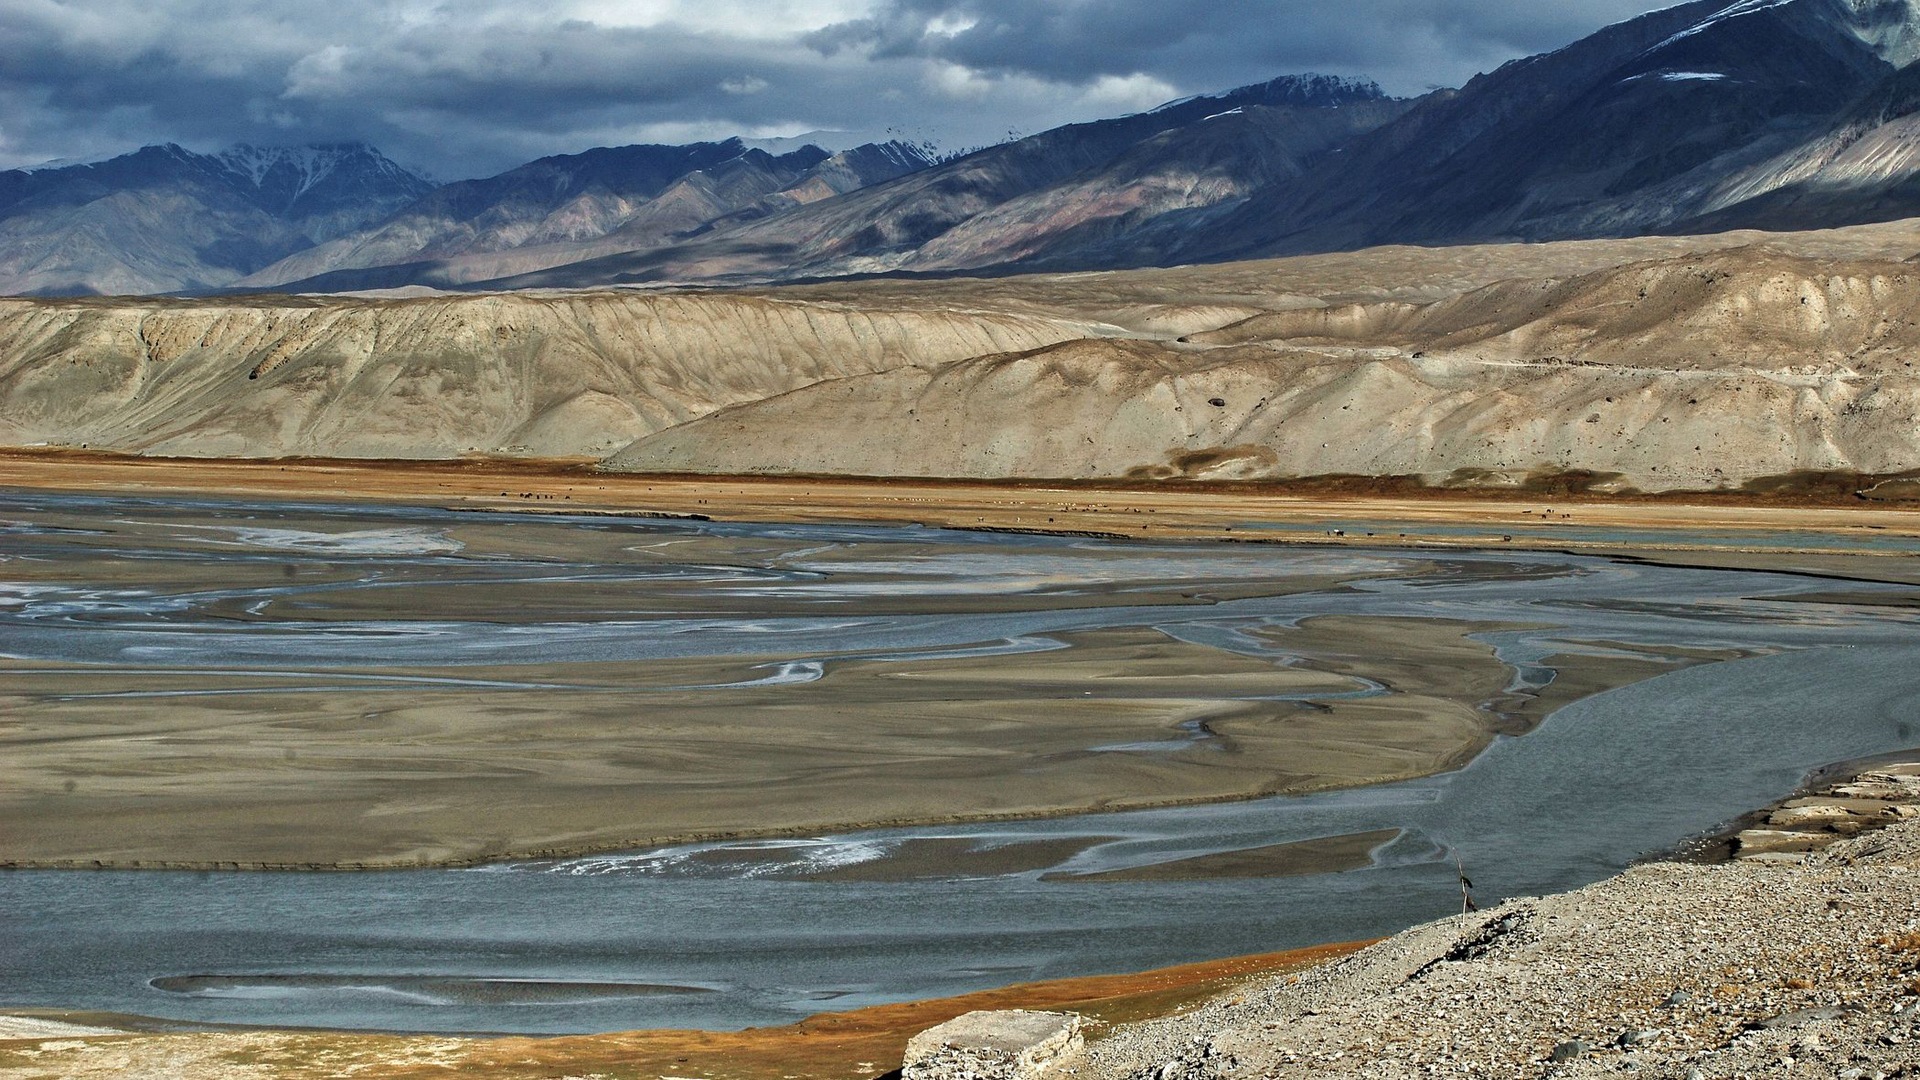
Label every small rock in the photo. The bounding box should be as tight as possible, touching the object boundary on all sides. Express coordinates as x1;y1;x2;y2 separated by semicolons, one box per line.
1549;1040;1588;1062
1752;1006;1846;1030
1664;989;1694;1008
1617;1028;1661;1047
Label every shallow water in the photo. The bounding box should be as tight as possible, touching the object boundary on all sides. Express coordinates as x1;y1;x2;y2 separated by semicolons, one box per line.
3;491;1919;1033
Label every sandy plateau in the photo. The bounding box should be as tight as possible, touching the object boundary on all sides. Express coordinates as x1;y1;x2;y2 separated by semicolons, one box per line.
7;223;1920;490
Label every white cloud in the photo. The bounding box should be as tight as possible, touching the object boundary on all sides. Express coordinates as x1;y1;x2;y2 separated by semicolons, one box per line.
560;0;877;36
1078;73;1181;111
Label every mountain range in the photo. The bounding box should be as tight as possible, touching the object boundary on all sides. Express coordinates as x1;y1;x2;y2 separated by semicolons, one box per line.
12;0;1920;297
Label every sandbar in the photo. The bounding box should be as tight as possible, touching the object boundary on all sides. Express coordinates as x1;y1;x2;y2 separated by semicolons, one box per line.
1042;828;1404;883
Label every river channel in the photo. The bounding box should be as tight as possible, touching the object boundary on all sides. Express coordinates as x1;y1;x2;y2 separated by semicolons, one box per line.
2;491;1918;1033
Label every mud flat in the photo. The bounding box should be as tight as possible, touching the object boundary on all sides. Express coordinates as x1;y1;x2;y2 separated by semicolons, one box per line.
0;480;1914;875
0;483;1653;869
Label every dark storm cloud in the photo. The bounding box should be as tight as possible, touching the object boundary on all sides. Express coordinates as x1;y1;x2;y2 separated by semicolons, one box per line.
0;0;1683;179
806;0;1681;90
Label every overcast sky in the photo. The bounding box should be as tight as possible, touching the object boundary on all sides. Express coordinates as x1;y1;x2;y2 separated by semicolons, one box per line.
0;0;1685;179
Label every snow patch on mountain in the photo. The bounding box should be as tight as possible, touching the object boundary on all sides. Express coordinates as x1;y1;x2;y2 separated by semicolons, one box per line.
1623;70;1734;84
1653;0;1798;52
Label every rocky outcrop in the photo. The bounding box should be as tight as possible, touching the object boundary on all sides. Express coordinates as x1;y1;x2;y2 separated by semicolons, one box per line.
1732;763;1920;862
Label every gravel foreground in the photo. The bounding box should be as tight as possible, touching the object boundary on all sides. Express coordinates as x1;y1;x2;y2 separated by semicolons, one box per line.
1082;812;1920;1079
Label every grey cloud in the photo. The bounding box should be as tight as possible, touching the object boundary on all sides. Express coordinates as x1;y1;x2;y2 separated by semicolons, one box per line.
808;0;1680;93
1;0;1683;179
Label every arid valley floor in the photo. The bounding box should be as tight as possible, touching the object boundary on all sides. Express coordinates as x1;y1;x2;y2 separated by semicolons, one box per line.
10;226;1920;1077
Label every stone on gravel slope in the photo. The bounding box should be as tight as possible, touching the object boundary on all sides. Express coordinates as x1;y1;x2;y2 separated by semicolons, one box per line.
1081;809;1920;1079
904;1010;1086;1080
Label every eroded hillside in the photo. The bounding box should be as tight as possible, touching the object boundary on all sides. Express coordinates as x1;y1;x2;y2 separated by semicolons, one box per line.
7;226;1920;491
607;244;1920;491
0;292;1082;458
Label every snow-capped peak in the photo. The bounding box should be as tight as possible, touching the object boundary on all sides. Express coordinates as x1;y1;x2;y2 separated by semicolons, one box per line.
1650;0;1920;68
213;144;390;200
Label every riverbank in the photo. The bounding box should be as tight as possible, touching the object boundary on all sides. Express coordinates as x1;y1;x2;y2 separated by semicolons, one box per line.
1085;763;1920;1080
9;764;1919;1078
0;942;1370;1080
5;451;1920;571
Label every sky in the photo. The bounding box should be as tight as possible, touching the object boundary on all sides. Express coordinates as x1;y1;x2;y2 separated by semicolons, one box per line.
0;0;1686;180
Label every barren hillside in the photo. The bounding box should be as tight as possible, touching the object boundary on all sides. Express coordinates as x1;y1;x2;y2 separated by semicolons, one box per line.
8;226;1920;490
0;292;1081;458
607;245;1920;490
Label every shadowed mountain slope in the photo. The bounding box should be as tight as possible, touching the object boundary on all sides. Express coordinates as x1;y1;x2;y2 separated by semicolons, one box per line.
456;0;1920;289
467;75;1408;291
238;140;935;291
0;144;434;296
1184;0;1920;259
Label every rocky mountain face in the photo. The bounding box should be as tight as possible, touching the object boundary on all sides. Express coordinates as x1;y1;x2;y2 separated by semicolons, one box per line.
1183;0;1920;259
17;1;1920;299
0;144;434;296
0;138;931;297
203;144;439;244
416;0;1920;290
236;139;937;291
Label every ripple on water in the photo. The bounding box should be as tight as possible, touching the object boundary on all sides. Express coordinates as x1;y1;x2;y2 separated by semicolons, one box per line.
149;975;714;1006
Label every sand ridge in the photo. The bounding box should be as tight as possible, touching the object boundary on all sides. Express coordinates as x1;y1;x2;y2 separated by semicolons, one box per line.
12;227;1920;490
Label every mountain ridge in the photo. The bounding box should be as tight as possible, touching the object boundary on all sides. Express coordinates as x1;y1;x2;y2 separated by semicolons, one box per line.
20;2;1920;297
235;138;939;291
0;142;435;295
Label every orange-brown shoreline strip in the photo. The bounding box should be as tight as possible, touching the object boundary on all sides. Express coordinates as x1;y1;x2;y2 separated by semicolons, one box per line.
4;451;1920;562
0;941;1374;1080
